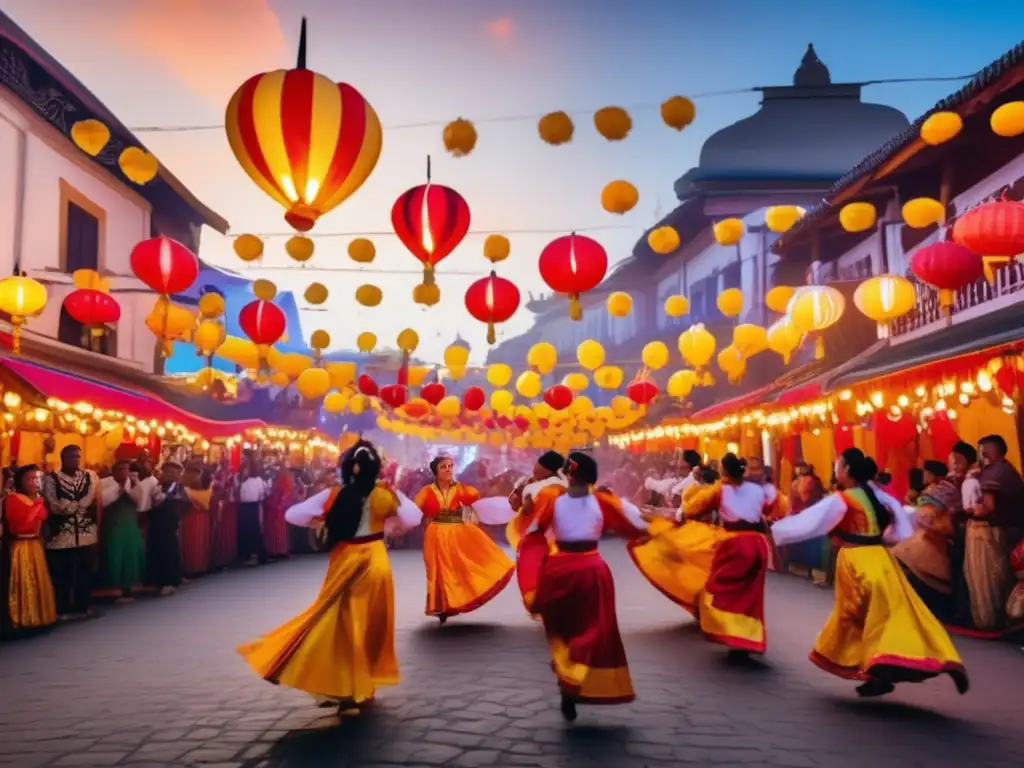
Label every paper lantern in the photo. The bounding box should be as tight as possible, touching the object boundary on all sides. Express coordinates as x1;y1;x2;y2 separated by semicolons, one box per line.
854;274;917;335
419;382;445;406
767;316;803;364
268;348;312;378
606;291;632;317
253;279;277;301
233;234;264;262
516;371;543;399
538;233;608;320
118;147;159;185
304;282;328;305
348;238;375;264
145;297;195;357
444;344;470;369
487;363;512;388
902;197;946;229
349;395;367;415
909;241;983;310
198;290;225;318
357;374;379;396
483;234;510;263
463;386;486;411
576;339;605;370
225;25;382;232
193;320;226;356
356;284;382;307
63;289;120;330
0;275;47;354
626;375;658;406
286;236;314;262
788;286;845;359
70;119;110;156
464;271;521;344
732;324;768;357
641;341;669;370
491;389;514;412
563;372;589;392
413;282;441;307
661;96;695;130
763;286;793;314
443;118;477;157
437;395;461;418
397;328;419;353
839;202;877;233
130;236;199;294
765;205;804;234
594;365;623;390
296;368;331;400
664;295;689;318
326;361;356;389
544;384;574;411
920;111;962;146
310;329;331;351
216;336;260;369
538;111;574;145
713;219;744;246
569;396;594;416
678;324;715;369
991;101;1024;137
380;384;409;409
667;369;696;399
608;396;630;419
601;180;639;215
716;287;743;318
239;299;286;346
356;332;376;352
952;199;1024;258
593;106;631;140
392;180;471;285
717;345;746;383
648;226;680;255
527;342;557;375
324;391;347;414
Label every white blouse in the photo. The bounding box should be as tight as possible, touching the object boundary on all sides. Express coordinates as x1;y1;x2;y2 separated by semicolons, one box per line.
535;492;647;541
523;474;566;502
771;483;912;548
719;482;771;525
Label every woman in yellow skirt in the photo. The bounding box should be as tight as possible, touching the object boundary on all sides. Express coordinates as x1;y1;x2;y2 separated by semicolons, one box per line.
415;455;515;623
771;448;969;698
238;440;406;713
2;465;57;632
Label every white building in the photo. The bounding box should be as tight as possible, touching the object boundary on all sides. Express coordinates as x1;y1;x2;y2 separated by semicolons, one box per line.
0;10;227;374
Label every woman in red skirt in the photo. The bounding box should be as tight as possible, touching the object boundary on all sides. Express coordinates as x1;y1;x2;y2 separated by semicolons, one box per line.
210;461;237;570
181;481;213;578
517;452;648;721
263;466;294;560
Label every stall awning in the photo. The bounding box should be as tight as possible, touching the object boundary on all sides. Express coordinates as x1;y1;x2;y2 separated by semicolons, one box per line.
0;357;265;438
770;341;888;406
688;382;779;421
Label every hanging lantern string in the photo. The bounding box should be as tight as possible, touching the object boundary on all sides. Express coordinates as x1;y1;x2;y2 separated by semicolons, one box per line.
126;75;972;134
249;223;635;239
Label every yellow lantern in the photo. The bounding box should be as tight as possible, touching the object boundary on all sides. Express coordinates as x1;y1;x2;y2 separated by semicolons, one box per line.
532;401;552;420
442;117;477;157
576;339;605;370
491;389;514;412
444;344;470;369
268;348;312;378
413;282;441;307
324;391;348;414
118;147;159;185
397;328;419;353
732;323;768;357
356;284;382;307
145;296;195;357
838;202;877;233
991;101;1024;137
516;370;543;399
538;111;574;145
216;336;260;369
563;372;589;392
787;286;845;359
920;111;962;146
641;341;670;370
764;286;794;314
594;406;613;422
194;320;226;356
487;363;512;388
0;275;47;354
593;365;623;390
594;106;632;141
326;361;356;389
348;238;375;264
716;287;744;318
764;205;804;234
716;345;746;383
253;279;277;301
310;329;331;351
610;395;632;417
270;371;291;388
664;294;689;318
606;291;632;317
902;197;945;229
767;316;803;364
601;180;639;215
349;395;366;415
437;395;462;418
667;369;697;399
648;226;680;255
356;332;376;352
660;96;695;131
713;218;744;246
678;323;715;369
70;119;110;156
197;292;225;318
233;234;264;262
483;234;510;263
286;235;315;262
853;274;916;336
304;282;328;305
569;395;594;416
527;342;557;375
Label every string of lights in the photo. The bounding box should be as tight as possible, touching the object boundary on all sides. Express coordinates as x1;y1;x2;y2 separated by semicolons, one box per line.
249;223;638;239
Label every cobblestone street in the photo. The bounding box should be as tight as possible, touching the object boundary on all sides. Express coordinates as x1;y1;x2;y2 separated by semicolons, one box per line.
1;542;1023;768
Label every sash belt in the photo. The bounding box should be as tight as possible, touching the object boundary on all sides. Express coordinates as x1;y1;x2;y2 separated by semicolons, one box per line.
555;540;598;553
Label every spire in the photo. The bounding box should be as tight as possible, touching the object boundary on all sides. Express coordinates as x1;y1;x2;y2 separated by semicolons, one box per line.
793;43;831;87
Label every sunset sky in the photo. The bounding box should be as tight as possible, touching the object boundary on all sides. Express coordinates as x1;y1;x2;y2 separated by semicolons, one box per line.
5;0;1024;363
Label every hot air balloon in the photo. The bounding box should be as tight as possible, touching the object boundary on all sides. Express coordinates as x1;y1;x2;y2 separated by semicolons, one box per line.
224;18;382;232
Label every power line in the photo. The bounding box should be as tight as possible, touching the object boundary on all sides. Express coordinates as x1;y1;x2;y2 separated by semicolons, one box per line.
127;75;972;135
249;223;637;239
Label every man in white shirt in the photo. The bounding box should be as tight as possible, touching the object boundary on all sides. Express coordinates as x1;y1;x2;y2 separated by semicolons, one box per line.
237;465;269;566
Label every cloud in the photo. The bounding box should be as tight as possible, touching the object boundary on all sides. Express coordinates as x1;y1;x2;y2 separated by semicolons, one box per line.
484;16;515;41
106;0;289;105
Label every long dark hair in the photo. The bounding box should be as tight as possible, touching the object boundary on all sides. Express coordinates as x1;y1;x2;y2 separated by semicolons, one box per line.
841;448;891;533
324;440;382;546
720;453;746;483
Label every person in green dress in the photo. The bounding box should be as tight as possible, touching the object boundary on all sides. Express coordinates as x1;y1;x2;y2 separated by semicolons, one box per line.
99;460;147;603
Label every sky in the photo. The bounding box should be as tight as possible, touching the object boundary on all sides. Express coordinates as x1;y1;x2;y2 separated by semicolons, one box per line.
5;0;1024;365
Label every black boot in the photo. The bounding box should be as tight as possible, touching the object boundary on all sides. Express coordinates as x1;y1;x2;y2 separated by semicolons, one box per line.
560;695;578;722
438;613;448;625
855;678;895;698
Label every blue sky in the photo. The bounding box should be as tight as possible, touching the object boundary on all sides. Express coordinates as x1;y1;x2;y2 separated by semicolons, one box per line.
6;0;1023;364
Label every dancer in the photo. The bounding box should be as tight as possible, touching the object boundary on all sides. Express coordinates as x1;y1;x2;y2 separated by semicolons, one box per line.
414;455;515;623
507;451;566;551
771;448;968;697
2;465;56;631
517;452;648;721
238;440;413;712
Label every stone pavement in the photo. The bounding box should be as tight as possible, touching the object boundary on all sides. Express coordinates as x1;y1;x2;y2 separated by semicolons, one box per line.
1;543;1023;768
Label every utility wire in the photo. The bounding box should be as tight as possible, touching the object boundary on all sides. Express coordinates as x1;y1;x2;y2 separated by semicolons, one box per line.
249;223;637;239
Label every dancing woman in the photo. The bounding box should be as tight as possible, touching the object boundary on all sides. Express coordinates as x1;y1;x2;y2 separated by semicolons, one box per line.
238;440;414;712
507;451;566;551
771;448;969;697
414;455;515;623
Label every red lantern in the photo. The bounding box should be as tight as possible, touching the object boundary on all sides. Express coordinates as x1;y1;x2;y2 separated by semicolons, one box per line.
357;374;378;397
464;271;521;345
420;382;446;406
483;416;496;430
63;289;121;352
626;376;659;406
380;384;408;409
238;299;286;346
514;415;529;431
952;198;1024;258
544;384;574;411
463;386;486;411
391;176;470;285
130;237;199;294
538;233;608;320
909;241;983;310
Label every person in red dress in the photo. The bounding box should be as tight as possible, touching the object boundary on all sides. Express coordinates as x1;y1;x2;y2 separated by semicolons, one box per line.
210;459;238;570
263;465;294;560
180;466;213;578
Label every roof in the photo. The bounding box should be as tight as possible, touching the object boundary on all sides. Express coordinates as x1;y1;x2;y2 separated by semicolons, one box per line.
0;10;228;234
773;40;1024;254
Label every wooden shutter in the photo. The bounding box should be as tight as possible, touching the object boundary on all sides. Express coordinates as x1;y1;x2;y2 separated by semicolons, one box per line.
64;201;100;273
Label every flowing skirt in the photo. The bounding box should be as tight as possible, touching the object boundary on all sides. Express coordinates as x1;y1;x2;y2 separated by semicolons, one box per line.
237;538;398;702
423;521;514;616
627;519;726;615
506;514;531;552
180;509;211;577
964;522;1016;631
263;497;290;558
101;511;145;591
8;539;57;630
521;532;634;704
211;501;238;569
810;545;968;692
699;532;769;653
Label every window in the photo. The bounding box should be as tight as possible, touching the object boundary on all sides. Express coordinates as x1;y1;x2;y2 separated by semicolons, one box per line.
58;307;117;356
721;260;742;291
59;180;105;274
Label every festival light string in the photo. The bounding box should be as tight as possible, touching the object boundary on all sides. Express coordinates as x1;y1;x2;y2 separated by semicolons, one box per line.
250;223;637;239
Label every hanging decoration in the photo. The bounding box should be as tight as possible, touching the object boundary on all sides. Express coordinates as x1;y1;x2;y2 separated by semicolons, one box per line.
563;372;589;392
483;234;510;263
118;147;159;185
667;369;696;399
296;367;331;400
902;197;946;229
991;101;1024;137
594;365;623;390
491;389;514;413
239;289;287;367
130;236;200;294
225;19;382;231
253;279;277;302
543;384;574;411
764;285;795;314
606;291;632;317
853;274;917;337
716;287;743;318
660;96;696;130
732;323;768;357
641;341;669;370
601;180;639;215
413;282;441;307
787;285;845;359
664;294;689;318
527;342;557;375
538;111;574;145
444;344;470;370
464;271;521;344
909;241;983;312
356;332;376;353
919;111;963;146
286;236;315;262
516;371;543;399
716;345;746;384
347;238;376;264
538;232;608;320
626;373;658;406
146;297;196;358
678;324;716;371
486;363;512;388
62;269;120;352
0;273;47;354
356;284;383;307
766;316;803;364
713;218;744;246
304;282;328;305
648;226;680;255
764;206;804;234
233;234;264;262
839;202;877;233
576;339;606;370
442;118;477;157
593;106;632;141
420;382;446;406
70;119;111;157
952;197;1024;259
